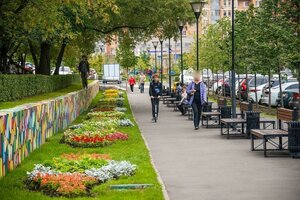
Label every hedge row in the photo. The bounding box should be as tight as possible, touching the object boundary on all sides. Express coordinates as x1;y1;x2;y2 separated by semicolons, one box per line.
0;74;80;102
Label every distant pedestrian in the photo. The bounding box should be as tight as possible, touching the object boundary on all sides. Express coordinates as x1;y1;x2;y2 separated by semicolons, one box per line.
128;76;136;93
187;71;207;130
177;86;188;115
78;55;90;89
139;73;146;93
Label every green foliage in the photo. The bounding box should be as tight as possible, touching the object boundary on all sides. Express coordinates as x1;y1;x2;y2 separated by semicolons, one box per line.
89;54;104;73
44;157;108;173
0;74;79;102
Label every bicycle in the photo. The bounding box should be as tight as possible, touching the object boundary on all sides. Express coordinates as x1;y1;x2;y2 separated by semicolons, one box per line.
151;96;160;122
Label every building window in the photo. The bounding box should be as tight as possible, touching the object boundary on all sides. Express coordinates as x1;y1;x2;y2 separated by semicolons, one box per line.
244;1;249;7
223;0;227;6
215;10;220;16
228;0;231;6
224;11;227;16
228;11;231;16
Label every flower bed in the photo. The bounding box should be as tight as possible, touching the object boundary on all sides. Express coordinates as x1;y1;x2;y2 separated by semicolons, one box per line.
98;98;124;107
25;153;137;197
87;111;125;120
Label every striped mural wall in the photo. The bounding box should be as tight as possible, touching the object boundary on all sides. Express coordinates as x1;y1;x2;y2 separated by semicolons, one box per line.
0;81;99;177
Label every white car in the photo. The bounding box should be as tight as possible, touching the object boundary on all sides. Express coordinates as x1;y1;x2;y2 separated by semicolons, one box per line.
248;83;267;103
260;82;299;106
58;66;72;75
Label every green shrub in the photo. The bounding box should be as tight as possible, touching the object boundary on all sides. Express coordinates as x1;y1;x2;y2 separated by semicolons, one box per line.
0;74;80;102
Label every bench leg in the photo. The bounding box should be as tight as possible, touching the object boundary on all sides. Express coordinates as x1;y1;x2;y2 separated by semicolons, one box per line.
227;124;230;139
251;134;255;151
221;123;223;135
279;136;283;150
263;136;267;157
206;117;209;128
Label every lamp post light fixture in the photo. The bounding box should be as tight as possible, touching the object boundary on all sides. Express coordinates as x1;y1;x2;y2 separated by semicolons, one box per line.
152;41;159;72
159;39;164;85
190;0;206;71
177;17;185;85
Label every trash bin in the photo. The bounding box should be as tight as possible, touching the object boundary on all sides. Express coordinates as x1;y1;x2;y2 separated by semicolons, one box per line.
203;102;213;112
288;122;300;158
220;106;231;118
246;111;260;137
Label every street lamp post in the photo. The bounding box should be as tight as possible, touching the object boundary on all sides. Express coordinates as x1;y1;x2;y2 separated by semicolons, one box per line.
159;39;164;85
190;1;206;71
177;18;185;85
231;0;236;117
168;38;172;93
152;41;159;72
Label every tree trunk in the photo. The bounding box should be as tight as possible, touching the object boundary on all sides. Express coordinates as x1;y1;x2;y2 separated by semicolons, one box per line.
222;68;225;97
207;68;209;99
298;64;300;113
254;73;258;108
278;66;283;107
245;66;249;102
54;38;68;75
37;41;51;75
238;72;241;102
29;40;39;69
268;67;271;111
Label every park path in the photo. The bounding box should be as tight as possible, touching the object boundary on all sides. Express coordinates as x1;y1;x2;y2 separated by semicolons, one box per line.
127;86;300;200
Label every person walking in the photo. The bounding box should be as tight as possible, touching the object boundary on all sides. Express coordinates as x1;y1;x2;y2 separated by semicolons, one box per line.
149;74;162;122
78;55;90;89
187;71;207;130
128;76;136;93
139;73;146;93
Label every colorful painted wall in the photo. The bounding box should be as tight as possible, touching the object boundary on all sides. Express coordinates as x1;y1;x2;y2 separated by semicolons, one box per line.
0;81;99;177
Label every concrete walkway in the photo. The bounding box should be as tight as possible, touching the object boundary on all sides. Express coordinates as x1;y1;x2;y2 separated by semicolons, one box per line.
127;88;300;200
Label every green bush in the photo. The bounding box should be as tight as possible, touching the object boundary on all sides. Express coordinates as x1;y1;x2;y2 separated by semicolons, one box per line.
0;74;80;102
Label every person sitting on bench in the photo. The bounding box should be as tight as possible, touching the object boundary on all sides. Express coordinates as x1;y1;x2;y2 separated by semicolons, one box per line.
177;86;188;115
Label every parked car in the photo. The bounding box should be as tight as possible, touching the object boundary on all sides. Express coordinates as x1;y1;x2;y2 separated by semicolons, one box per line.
260;82;299;106
248;83;268;103
276;89;299;109
245;76;268;102
59;66;72;75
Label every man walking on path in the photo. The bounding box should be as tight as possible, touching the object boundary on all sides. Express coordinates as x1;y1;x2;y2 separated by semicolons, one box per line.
78;55;90;89
139;73;146;93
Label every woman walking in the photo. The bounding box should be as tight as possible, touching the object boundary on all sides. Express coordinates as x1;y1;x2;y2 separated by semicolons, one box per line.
128;76;136;93
187;72;207;130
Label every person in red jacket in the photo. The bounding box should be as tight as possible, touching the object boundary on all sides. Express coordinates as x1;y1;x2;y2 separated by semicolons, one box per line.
128;76;136;93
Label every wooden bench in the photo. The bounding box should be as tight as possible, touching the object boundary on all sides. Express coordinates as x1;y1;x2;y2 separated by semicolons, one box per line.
250;108;299;157
240;102;276;131
221;118;247;139
201;98;227;128
173;101;181;111
166;97;177;107
162;96;172;104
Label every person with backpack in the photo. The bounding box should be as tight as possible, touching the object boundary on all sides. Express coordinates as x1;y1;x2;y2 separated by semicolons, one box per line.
149;74;162;122
78;55;90;89
187;71;207;130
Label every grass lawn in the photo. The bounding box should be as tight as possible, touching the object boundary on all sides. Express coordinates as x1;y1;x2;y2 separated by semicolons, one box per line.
0;80;94;110
0;92;164;200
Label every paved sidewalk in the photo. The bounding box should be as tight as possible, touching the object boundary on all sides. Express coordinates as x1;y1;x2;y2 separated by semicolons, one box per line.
127;89;300;200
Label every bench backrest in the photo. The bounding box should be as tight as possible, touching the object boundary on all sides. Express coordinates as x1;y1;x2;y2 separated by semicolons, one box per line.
277;108;299;130
217;98;227;107
240;102;252;112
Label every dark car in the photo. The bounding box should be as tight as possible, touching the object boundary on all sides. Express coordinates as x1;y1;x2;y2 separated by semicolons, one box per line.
276;89;299;109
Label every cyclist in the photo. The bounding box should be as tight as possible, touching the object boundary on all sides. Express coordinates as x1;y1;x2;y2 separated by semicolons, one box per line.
149;74;162;122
